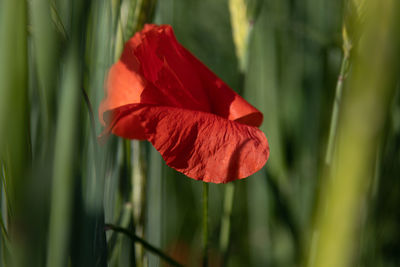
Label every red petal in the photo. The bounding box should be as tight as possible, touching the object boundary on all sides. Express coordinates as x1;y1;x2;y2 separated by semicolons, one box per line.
111;104;269;183
99;24;263;127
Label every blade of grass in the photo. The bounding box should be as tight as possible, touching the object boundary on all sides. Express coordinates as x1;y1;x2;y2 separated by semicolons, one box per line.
0;1;29;266
45;0;91;260
105;224;184;267
31;0;59;137
0;0;29;216
46;45;81;267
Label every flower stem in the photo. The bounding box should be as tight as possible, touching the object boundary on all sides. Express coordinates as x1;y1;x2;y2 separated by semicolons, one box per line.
202;182;209;267
105;224;184;267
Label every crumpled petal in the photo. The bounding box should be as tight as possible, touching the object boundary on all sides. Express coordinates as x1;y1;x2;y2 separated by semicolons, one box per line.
110;104;269;183
99;24;262;127
99;24;269;183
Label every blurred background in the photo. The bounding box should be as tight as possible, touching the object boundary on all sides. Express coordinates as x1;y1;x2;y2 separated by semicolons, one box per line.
0;0;400;266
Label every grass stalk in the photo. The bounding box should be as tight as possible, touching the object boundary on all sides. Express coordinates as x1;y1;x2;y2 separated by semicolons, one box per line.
325;30;351;165
132;141;147;267
202;182;209;267
325;56;349;165
123;139;136;267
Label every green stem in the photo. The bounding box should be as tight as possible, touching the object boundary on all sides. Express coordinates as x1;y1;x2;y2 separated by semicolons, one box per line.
219;182;234;264
202;182;209;267
132;141;147;267
123;140;136;267
105;224;184;267
325;54;350;165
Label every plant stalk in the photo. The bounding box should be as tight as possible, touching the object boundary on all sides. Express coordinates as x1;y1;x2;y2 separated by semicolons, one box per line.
325;54;350;165
202;182;209;267
132;141;147;267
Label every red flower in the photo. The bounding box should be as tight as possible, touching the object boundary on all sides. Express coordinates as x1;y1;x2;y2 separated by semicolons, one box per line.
99;24;269;183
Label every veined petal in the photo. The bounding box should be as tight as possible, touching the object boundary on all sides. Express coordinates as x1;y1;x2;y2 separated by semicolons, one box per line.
110;104;269;183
